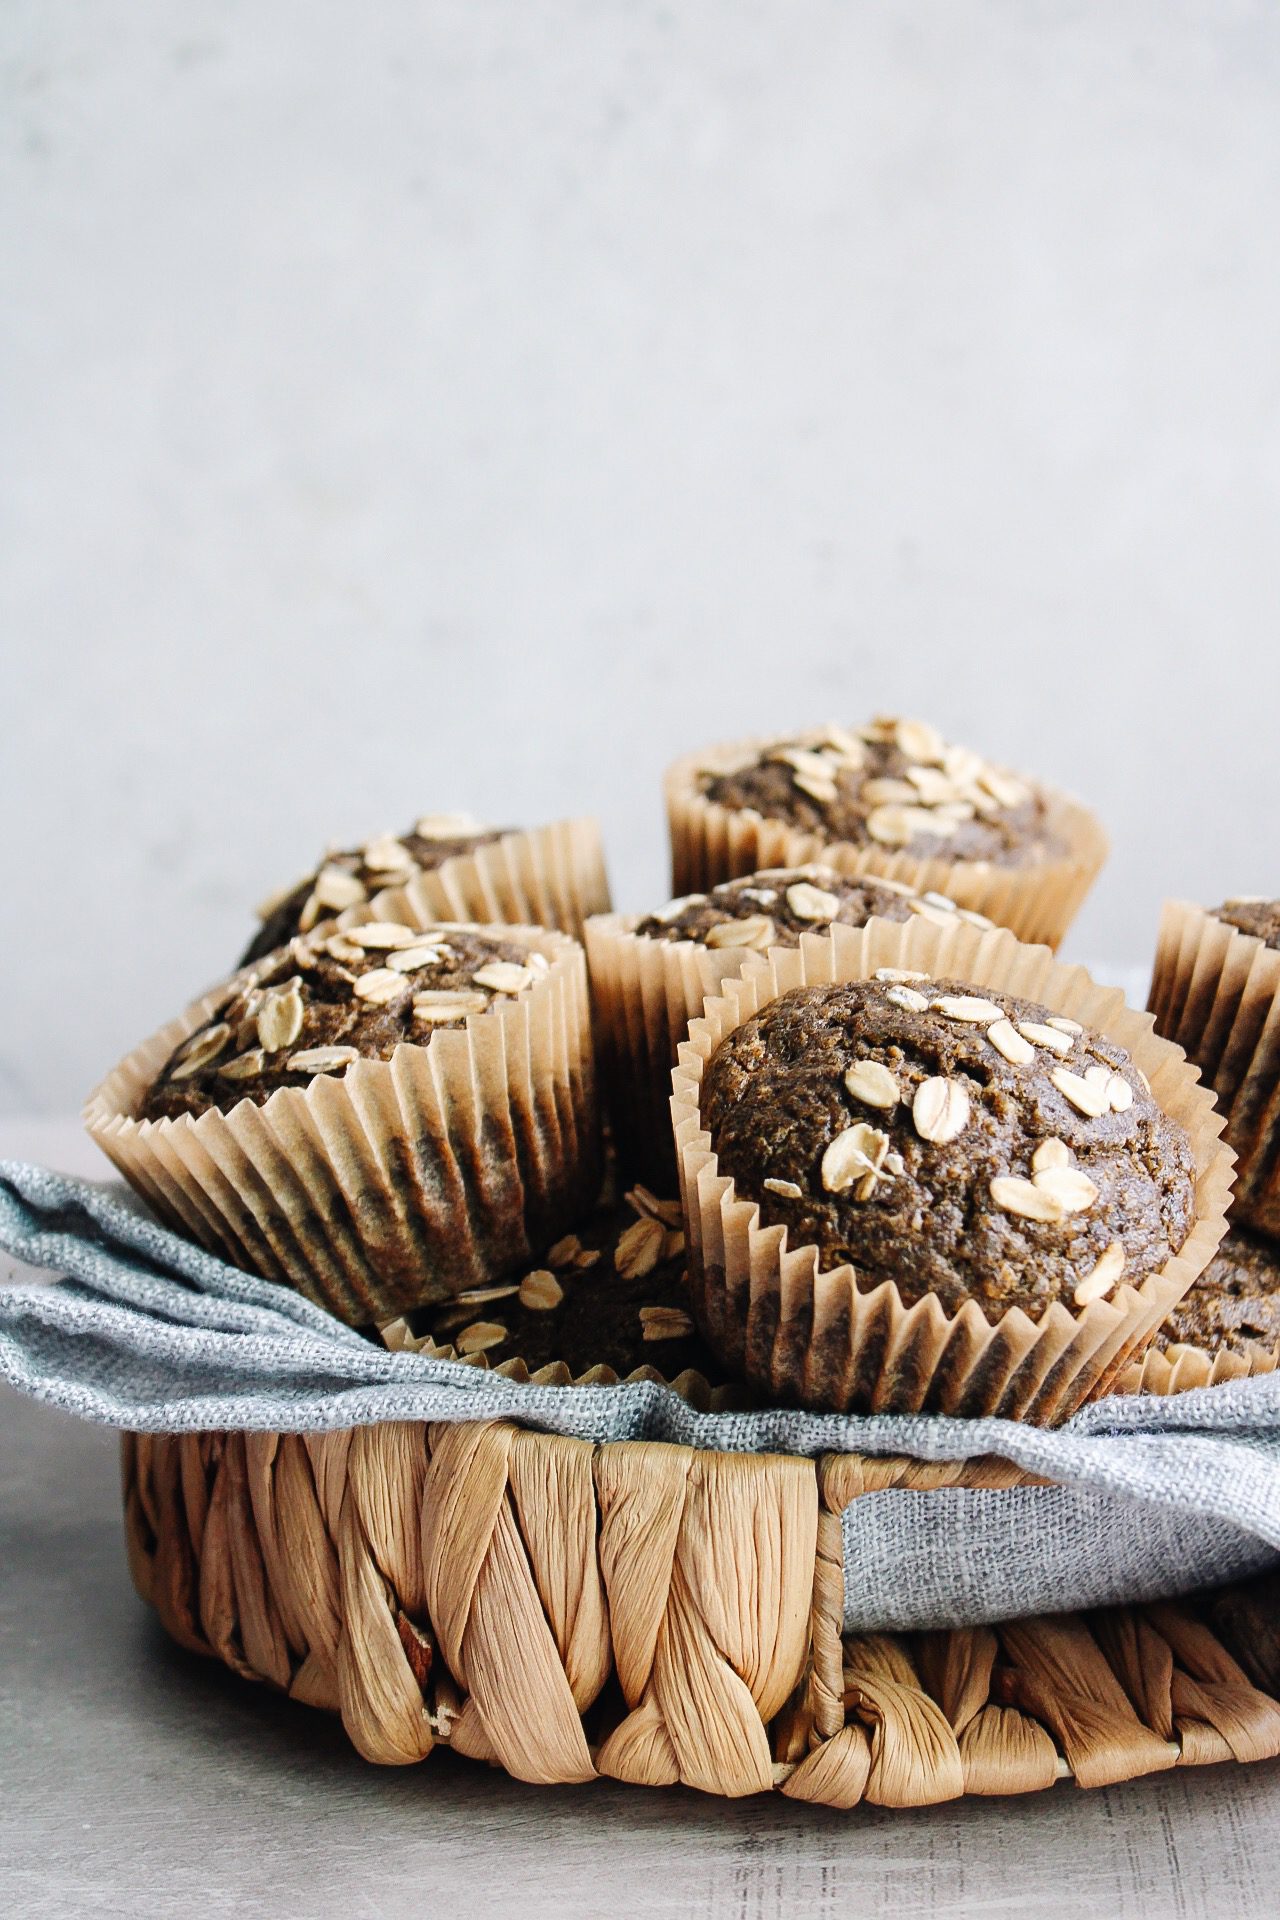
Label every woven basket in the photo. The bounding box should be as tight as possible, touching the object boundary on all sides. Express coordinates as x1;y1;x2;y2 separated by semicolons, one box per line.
122;1415;1280;1804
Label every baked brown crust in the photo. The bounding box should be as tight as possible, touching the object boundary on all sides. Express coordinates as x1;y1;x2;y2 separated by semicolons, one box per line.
699;721;1063;869
1154;1227;1280;1354
1210;899;1280;951
699;973;1196;1318
632;866;991;949
244;815;509;962
396;1189;731;1382
142;923;541;1120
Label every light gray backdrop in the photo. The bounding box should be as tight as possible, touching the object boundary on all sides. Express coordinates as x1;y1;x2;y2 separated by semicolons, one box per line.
3;1;1279;1118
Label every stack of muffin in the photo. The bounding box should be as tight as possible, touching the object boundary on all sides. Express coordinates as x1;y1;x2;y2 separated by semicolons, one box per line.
83;721;1274;1423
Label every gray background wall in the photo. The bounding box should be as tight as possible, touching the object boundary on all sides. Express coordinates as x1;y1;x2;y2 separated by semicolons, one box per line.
3;1;1279;1116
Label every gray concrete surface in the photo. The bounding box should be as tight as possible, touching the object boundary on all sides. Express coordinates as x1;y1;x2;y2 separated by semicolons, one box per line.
4;1381;1280;1920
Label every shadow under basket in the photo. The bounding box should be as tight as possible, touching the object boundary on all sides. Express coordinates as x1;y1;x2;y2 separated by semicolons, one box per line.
122;1415;1280;1807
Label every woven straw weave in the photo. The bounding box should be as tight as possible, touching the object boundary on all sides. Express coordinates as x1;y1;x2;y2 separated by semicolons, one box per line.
122;1419;1280;1805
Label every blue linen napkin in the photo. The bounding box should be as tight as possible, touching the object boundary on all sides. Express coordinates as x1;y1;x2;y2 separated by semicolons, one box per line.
2;1158;1277;1631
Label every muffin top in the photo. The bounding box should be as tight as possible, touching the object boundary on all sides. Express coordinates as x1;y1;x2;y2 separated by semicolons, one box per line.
245;813;510;963
1210;898;1280;950
143;923;545;1121
1154;1227;1280;1356
696;720;1063;868
699;973;1196;1318
392;1189;731;1385
632;866;993;951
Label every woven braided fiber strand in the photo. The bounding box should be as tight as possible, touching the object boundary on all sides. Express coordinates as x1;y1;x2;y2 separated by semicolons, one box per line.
122;1421;1280;1804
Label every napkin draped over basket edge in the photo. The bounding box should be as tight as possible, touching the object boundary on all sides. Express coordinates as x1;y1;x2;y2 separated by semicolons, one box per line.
2;1159;1277;1633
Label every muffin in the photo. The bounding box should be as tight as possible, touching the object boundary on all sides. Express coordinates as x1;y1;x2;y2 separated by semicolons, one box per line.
1119;1227;1280;1394
379;1187;744;1404
244;814;611;962
1155;1228;1280;1357
1209;899;1280;947
671;917;1232;1422
632;870;992;945
1148;898;1280;1237
585;865;992;1190
141;924;550;1121
700;977;1195;1324
86;914;598;1324
665;719;1108;949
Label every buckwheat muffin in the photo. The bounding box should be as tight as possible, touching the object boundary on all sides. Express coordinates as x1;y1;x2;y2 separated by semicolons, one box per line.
700;725;1058;867
586;866;991;1190
1208;898;1280;948
144;923;545;1119
380;1188;743;1401
244;814;610;962
1154;1228;1280;1360
631;869;991;947
1149;898;1280;1238
671;918;1233;1422
666;719;1108;949
86;915;598;1324
1119;1225;1280;1394
699;975;1195;1322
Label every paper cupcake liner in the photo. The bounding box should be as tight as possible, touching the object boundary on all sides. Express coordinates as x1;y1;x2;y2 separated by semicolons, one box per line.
84;919;600;1326
1148;899;1280;1237
585;896;956;1193
1115;1335;1279;1398
664;741;1108;952
377;1317;750;1411
584;911;779;1192
670;916;1234;1423
356;817;610;944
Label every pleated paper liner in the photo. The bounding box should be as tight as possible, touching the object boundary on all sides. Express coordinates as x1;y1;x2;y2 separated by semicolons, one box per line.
84;917;599;1326
375;1180;756;1410
377;1318;747;1412
1148;898;1280;1237
664;739;1108;951
584;908;779;1192
352;816;611;945
1116;1333;1279;1397
671;916;1234;1423
586;886;957;1191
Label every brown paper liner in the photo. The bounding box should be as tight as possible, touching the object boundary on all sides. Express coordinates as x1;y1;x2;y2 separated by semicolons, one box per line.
665;741;1108;952
585;896;963;1192
1115;1334;1278;1398
584;910;785;1192
84;917;599;1326
355;817;610;943
1148;899;1280;1238
671;917;1234;1423
376;1316;748;1410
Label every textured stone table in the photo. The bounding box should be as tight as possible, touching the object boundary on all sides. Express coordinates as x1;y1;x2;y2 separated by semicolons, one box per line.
4;1121;1280;1920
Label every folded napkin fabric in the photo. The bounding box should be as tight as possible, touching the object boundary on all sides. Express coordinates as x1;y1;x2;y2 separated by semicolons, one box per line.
2;1160;1277;1631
